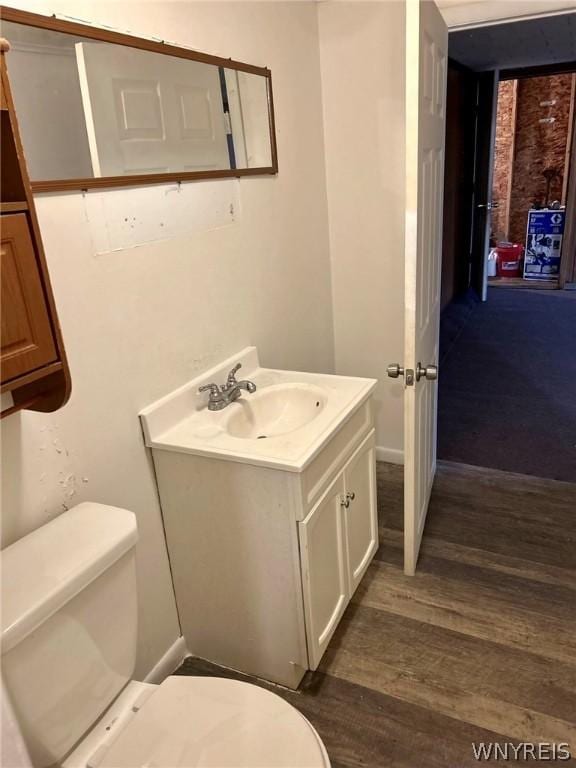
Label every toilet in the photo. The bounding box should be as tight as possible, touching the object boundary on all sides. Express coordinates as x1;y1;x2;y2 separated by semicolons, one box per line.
1;503;330;768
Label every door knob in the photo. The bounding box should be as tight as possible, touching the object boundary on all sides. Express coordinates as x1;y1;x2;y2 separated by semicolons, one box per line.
416;363;438;381
387;364;404;379
477;201;499;210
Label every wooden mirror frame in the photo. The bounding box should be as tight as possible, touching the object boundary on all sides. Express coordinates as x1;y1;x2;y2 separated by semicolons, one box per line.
0;5;278;192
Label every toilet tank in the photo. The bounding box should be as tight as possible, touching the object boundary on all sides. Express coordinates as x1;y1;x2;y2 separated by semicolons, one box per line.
1;503;138;768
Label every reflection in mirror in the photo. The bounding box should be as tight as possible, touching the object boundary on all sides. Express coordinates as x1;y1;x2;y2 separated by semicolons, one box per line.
1;19;274;183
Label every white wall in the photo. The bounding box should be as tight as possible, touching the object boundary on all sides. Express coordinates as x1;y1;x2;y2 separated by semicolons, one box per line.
437;0;576;28
318;1;406;462
1;0;334;678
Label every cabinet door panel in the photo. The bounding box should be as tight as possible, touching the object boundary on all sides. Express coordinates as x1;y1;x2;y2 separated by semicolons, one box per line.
1;214;57;382
299;473;347;669
344;430;378;595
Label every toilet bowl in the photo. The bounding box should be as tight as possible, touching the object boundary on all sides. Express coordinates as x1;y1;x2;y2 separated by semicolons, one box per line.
64;676;329;768
1;503;330;768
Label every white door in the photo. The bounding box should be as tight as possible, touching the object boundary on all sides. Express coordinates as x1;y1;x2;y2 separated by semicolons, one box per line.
402;0;447;575
299;473;348;669
75;43;230;176
343;431;378;595
473;73;499;302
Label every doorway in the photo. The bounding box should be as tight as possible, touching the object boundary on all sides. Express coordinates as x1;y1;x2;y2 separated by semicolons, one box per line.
490;70;575;288
437;13;576;483
392;4;576;573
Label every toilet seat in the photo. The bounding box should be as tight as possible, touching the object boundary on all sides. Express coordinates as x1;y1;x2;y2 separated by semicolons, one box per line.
93;676;330;768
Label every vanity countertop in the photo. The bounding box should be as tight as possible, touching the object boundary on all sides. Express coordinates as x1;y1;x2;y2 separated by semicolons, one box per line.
140;347;377;472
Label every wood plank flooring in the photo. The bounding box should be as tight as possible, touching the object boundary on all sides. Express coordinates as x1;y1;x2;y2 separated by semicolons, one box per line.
176;461;576;766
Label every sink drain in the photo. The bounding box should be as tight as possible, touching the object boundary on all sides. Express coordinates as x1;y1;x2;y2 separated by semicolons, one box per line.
257;435;268;440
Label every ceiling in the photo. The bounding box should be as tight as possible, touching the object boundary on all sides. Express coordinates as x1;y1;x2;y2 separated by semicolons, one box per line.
437;0;576;29
449;11;576;71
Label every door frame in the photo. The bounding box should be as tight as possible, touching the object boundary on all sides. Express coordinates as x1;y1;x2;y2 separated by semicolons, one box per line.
440;64;498;306
440;58;478;309
560;77;576;286
471;70;499;302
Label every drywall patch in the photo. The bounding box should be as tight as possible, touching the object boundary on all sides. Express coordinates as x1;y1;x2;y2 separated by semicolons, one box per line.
84;179;240;254
58;472;77;510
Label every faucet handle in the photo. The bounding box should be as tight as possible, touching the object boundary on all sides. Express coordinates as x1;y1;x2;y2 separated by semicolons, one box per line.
226;363;242;386
198;383;221;397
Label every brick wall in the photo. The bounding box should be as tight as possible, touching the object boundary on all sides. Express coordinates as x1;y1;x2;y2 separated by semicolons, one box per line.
492;73;575;245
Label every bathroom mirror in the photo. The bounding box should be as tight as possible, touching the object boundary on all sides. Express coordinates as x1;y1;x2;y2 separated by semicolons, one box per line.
0;7;277;191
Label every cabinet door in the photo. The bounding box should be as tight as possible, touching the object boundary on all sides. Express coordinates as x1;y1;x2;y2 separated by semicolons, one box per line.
343;430;378;595
1;214;57;383
299;472;348;669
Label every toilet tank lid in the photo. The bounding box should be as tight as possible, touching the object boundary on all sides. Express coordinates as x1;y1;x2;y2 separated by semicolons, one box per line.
1;503;138;654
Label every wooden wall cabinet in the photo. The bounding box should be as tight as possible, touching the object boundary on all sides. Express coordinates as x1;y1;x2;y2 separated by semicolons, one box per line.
1;40;70;417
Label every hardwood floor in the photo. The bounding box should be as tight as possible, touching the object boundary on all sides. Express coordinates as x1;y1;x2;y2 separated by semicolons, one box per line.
176;461;576;766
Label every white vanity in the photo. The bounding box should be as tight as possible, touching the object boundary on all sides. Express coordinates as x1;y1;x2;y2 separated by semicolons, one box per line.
140;348;378;689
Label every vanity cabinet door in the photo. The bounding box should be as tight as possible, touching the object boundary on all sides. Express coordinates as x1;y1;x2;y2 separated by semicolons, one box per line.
343;430;378;596
299;472;348;669
1;214;57;383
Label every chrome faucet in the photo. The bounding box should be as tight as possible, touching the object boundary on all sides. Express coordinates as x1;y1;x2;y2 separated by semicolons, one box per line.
198;363;257;411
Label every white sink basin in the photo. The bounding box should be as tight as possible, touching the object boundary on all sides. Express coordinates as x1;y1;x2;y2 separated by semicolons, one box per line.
140;347;377;471
226;384;327;439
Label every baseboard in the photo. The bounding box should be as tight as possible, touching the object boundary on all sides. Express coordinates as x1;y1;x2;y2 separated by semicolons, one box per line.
143;636;188;684
376;445;404;465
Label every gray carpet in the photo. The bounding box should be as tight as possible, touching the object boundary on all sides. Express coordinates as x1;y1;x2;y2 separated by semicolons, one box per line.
438;288;576;482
